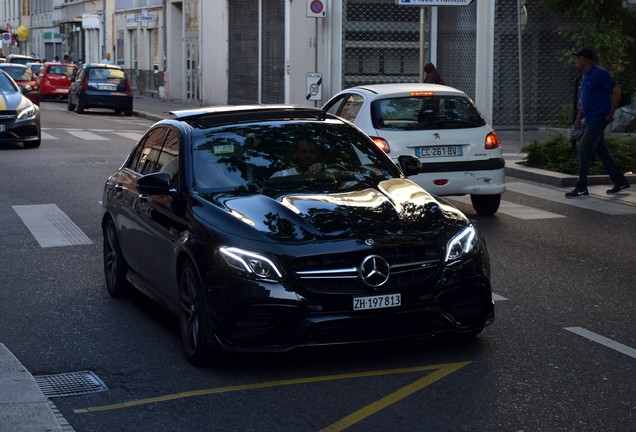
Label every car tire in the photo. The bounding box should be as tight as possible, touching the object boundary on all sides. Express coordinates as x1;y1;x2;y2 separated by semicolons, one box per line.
76;98;85;114
67;97;75;111
124;106;133;117
103;217;131;297
179;261;214;366
470;194;501;215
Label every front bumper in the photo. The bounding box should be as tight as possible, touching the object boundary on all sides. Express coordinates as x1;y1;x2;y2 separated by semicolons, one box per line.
204;275;494;353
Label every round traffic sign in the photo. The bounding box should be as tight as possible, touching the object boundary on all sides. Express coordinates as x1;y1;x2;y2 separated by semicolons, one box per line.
310;0;324;14
2;33;10;41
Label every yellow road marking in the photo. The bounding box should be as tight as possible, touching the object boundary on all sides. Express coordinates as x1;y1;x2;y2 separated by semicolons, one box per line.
321;362;469;431
74;361;470;430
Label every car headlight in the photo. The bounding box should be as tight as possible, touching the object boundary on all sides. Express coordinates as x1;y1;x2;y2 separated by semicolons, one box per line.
444;225;478;263
218;246;285;282
17;104;36;120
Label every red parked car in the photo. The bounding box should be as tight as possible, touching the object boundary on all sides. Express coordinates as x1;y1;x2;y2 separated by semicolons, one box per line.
0;63;40;105
37;62;78;100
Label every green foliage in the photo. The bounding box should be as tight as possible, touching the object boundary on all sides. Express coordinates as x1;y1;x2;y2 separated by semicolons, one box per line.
539;0;636;104
521;133;636;175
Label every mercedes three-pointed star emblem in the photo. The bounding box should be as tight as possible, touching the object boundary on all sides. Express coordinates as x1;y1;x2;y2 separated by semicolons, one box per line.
359;255;391;288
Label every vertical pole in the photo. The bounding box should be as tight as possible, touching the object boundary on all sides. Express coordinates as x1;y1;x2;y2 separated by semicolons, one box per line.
517;0;525;148
314;17;318;107
419;7;426;82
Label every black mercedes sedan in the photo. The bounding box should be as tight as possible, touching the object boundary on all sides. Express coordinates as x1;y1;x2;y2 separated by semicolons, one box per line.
102;106;494;365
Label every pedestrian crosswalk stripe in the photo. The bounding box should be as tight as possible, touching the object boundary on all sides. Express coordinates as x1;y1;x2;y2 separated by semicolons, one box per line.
447;195;565;220
114;132;144;141
12;204;93;247
41;131;58;140
66;131;110;141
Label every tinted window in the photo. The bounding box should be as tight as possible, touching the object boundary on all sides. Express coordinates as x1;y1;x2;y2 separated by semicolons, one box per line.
0;72;19;91
88;67;126;80
47;65;76;76
128;128;168;175
371;95;486;131
192;120;398;195
0;66;32;81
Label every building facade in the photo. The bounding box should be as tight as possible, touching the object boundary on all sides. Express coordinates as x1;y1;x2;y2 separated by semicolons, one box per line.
3;0;627;128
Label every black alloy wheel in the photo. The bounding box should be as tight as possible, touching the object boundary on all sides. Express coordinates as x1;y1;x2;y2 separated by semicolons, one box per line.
103;217;130;297
179;261;213;365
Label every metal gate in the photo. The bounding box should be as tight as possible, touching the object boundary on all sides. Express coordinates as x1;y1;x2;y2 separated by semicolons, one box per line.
228;0;285;104
340;0;580;128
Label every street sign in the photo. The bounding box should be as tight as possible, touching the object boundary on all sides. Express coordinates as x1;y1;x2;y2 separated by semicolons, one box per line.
395;0;474;6
307;0;327;18
2;33;10;46
306;73;322;101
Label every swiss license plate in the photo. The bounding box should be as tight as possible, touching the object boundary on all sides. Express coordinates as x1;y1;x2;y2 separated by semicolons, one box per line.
54;88;69;93
99;84;117;91
415;146;463;158
353;293;401;311
0;124;4;132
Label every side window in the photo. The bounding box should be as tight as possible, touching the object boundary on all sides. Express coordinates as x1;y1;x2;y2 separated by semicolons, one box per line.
157;127;181;185
339;94;364;121
324;95;348;116
127;127;168;175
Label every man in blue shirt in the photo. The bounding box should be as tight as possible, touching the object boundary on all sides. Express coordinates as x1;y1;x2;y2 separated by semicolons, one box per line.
566;48;630;198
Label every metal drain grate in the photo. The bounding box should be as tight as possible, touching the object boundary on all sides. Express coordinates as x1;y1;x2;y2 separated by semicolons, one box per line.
34;371;108;397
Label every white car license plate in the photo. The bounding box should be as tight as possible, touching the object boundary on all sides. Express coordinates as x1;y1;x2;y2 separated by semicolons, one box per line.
353;293;401;311
99;84;117;91
415;146;463;158
54;88;69;93
0;124;4;132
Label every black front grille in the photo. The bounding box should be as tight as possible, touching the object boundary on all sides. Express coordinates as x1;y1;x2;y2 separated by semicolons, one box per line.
0;112;17;124
291;246;442;294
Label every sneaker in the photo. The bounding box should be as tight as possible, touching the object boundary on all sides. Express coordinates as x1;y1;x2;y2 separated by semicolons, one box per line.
606;180;630;194
565;187;589;198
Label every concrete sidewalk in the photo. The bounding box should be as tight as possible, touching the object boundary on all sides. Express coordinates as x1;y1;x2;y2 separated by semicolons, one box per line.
1;96;633;432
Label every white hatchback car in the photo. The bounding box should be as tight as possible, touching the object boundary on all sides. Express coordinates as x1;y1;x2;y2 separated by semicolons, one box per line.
323;83;505;215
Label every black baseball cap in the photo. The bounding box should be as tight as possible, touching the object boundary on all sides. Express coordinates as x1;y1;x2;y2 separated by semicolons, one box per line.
573;48;596;61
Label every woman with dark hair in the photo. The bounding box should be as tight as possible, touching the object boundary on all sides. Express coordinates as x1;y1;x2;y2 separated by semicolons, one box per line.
423;63;445;85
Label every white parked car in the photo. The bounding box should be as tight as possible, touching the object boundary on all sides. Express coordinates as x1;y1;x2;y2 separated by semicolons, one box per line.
323;83;506;215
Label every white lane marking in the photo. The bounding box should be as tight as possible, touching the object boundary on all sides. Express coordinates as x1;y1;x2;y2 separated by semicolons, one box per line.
447;196;565;220
506;182;636;215
114;132;144;141
66;131;109;141
41;131;58;140
492;293;508;301
12;204;93;247
565;327;636;360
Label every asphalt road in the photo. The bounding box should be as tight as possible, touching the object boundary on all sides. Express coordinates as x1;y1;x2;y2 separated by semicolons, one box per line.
0;102;634;431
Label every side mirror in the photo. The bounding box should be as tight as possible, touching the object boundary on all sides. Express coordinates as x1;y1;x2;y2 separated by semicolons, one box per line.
397;155;422;177
137;172;172;196
20;84;33;93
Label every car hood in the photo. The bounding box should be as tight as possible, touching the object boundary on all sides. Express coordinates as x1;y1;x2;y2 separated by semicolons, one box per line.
203;178;466;243
0;91;29;110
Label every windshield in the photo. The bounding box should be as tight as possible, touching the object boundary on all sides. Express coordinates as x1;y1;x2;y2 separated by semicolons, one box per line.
371;95;486;131
0;72;19;92
192;120;400;197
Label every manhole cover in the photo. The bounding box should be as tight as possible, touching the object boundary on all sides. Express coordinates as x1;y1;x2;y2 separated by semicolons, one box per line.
34;371;108;397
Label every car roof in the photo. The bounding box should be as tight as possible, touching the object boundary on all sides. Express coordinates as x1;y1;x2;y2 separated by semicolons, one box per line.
169;105;336;128
0;63;27;68
346;83;466;97
82;63;124;69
